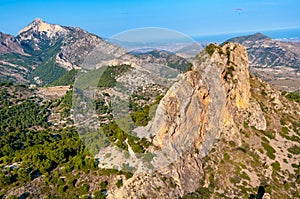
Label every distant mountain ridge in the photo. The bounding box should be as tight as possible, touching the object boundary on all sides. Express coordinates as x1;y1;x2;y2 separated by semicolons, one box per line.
0;32;26;55
227;32;300;91
1;20;300;91
227;32;272;43
0;18;109;85
227;32;300;68
0;18;195;86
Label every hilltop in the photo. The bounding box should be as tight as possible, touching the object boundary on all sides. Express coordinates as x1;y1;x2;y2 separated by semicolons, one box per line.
227;33;300;92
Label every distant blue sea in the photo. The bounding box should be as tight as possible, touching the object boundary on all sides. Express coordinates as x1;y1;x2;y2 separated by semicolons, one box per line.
262;28;300;41
193;28;300;43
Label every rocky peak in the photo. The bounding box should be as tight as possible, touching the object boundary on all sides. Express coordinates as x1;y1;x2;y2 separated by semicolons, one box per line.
0;18;114;85
214;42;250;108
18;18;67;40
15;18;109;71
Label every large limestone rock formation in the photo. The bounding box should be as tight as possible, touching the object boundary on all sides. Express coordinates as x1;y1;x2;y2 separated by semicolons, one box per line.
108;42;267;198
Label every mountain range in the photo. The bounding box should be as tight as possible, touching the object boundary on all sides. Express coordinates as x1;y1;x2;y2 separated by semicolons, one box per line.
0;19;195;86
0;19;299;92
0;18;107;85
0;19;299;199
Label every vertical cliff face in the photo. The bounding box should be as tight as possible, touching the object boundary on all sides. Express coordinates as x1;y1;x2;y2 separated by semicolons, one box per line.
109;42;269;198
150;70;208;151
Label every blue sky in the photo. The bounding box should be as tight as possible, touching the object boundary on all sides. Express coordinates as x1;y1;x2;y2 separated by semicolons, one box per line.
0;0;299;37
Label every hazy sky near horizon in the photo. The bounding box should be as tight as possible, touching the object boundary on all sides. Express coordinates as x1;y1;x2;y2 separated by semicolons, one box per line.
0;0;299;37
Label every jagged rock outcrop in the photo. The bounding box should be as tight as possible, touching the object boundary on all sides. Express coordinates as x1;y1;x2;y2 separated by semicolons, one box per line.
108;42;268;198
